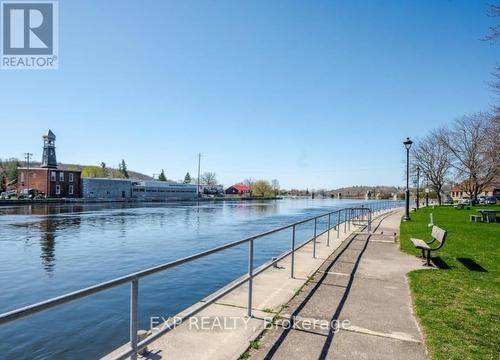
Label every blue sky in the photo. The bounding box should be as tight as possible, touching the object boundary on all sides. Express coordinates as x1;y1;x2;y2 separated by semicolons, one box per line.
0;0;497;189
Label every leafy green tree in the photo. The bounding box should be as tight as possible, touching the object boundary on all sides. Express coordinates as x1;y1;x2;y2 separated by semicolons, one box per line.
251;180;275;197
158;169;167;181
81;165;108;178
0;158;20;182
184;172;192;184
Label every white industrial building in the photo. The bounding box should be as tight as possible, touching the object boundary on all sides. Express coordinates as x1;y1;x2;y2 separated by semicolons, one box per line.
81;178;197;201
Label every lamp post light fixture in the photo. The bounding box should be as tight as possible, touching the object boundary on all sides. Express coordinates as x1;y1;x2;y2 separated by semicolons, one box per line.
403;137;413;221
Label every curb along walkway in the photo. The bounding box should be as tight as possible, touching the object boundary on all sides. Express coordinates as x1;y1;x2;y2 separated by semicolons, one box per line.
248;209;428;360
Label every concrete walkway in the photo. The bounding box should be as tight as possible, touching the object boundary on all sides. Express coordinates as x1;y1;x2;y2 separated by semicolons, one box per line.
248;209;428;360
103;209;424;360
104;210;381;360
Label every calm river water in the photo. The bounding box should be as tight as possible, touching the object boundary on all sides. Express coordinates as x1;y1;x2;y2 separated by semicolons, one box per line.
0;199;395;359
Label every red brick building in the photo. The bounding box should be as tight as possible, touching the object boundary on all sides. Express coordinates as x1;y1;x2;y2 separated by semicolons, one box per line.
17;130;82;198
18;168;81;198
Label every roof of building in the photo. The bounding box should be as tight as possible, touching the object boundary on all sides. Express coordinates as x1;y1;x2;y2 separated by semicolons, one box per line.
229;183;250;192
82;177;132;182
18;167;81;173
135;180;197;188
44;129;56;139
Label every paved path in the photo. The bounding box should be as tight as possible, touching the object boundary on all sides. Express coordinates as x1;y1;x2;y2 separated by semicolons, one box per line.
249;210;428;360
104;209;378;360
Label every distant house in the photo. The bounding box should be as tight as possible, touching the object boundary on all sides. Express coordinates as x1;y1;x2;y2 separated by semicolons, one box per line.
225;183;251;196
450;178;500;200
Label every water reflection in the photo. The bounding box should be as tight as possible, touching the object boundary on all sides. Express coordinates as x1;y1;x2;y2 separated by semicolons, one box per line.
39;218;56;272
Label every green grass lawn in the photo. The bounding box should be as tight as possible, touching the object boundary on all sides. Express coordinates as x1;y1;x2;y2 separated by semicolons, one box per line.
400;205;500;360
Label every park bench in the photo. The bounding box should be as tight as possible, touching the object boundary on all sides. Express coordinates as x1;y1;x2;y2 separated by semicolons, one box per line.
454;203;470;210
470;214;482;223
411;225;448;266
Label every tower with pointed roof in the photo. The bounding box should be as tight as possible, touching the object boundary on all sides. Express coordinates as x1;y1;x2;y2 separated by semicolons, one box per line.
41;130;57;168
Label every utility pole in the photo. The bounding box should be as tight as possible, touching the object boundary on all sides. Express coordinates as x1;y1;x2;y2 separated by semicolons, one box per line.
197;153;202;198
24;152;33;198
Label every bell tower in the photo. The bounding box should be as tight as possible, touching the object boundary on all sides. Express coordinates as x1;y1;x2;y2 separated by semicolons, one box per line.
41;130;57;168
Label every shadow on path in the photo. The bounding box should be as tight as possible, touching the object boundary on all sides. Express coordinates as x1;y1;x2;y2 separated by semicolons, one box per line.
262;213;392;360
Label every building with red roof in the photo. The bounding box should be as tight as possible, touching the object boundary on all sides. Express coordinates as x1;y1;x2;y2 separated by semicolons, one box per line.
225;183;251;196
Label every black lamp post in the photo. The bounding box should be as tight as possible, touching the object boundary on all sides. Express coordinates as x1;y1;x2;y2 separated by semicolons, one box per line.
416;166;420;210
403;137;413;221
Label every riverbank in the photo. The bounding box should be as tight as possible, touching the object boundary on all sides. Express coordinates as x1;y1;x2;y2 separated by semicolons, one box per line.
0;196;282;206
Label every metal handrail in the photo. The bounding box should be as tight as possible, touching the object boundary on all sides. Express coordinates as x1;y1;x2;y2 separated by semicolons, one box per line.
0;201;401;359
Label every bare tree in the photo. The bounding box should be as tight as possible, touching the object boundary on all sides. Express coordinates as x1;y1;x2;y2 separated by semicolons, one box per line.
482;4;500;43
200;172;217;186
271;179;280;196
482;5;500;115
439;113;499;202
411;131;452;205
492;65;500;116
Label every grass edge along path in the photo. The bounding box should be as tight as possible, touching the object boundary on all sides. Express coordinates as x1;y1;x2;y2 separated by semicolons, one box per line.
399;205;500;360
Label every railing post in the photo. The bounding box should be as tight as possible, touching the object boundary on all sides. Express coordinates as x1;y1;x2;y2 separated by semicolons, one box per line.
348;209;351;231
344;209;347;233
247;239;254;317
337;211;340;238
130;278;139;360
369;210;372;233
290;225;296;278
327;213;331;247
313;218;317;258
